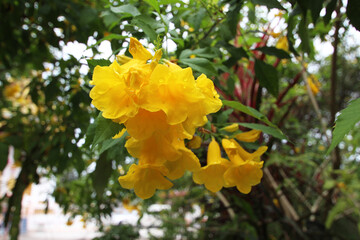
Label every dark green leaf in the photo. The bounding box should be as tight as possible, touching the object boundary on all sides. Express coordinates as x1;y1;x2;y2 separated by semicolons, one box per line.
298;16;311;53
87;59;112;73
347;0;360;31
110;4;141;17
251;0;285;10
92;113;124;148
254;59;279;97
0;143;8;171
327;98;360;154
310;0;323;23
91;153;113;197
255;47;291;59
180;58;217;77
324;0;337;25
179;48;217;59
238;123;287;140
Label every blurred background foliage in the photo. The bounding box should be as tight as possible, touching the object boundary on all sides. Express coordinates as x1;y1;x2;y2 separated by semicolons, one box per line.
0;0;360;239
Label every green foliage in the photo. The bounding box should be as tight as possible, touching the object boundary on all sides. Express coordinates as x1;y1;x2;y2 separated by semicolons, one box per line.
92;113;124;149
93;224;140;240
327;98;360;154
254;59;279;96
255;47;291;59
347;0;360;31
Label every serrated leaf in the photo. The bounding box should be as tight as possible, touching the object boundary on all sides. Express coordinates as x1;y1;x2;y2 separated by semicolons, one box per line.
327;98;360;154
237;123;287;140
87;59;111;73
251;0;285;10
0;143;8;171
180;58;217;77
110;4;140;17
222;100;277;128
347;0;360;31
92;113;124;148
254;59;279;97
91;153;112;197
254;47;291;59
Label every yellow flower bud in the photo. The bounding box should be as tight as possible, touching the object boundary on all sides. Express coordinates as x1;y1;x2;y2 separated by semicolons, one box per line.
222;123;239;132
187;136;202;149
234;129;261;142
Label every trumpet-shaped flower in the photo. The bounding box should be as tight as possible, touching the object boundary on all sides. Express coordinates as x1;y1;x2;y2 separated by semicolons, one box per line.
222;139;267;193
193;138;231;192
89;38;161;123
118;163;173;199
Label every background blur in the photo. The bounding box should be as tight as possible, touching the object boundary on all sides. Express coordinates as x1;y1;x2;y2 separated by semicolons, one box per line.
0;0;360;239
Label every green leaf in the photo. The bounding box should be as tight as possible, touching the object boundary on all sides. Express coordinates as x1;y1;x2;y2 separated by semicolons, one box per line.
145;0;160;13
327;98;360;154
237;123;287;140
180;58;217;77
347;0;360;31
91;153;113;197
251;0;285;10
132;17;158;42
99;131;128;155
87;59;111;73
310;0;323;23
254;47;291;59
222;100;277;128
179;48;217;59
92;113;124;148
0;143;8;171
298;16;311;54
326;200;348;229
324;0;337;25
254;59;279;97
110;4;141;17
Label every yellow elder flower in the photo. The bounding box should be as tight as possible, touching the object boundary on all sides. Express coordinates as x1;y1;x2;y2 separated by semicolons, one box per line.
222;139;266;194
4;83;21;98
276;36;289;52
89;37;161;123
193;138;231;192
118;163;173;199
222;123;239;132
235;129;262;142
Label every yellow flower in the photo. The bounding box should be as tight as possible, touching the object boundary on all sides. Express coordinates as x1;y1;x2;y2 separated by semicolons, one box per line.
234;129;262;142
118;163;173;199
222;139;267;194
190;54;196;59
222;123;239;132
276;36;289;52
164;138;201;180
4;83;20;98
187;135;202;149
89;37;161;123
193;138;231;192
270;31;281;38
307;75;321;95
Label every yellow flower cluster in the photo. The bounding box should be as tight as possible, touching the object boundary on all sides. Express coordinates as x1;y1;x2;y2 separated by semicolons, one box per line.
89;38;222;199
193;131;267;194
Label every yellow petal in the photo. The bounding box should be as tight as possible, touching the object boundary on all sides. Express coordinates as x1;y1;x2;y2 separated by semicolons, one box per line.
112;128;127;139
129;37;152;61
234;129;261;142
